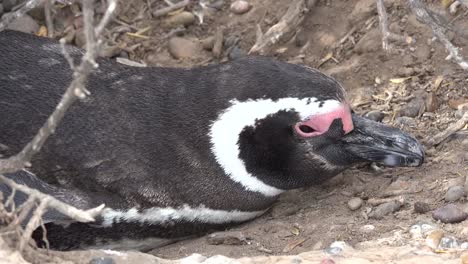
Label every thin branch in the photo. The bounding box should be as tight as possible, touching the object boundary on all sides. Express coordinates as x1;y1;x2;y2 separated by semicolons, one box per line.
0;175;105;223
249;0;310;55
408;0;468;70
19;199;49;251
0;0;46;31
95;0;117;37
60;38;76;70
376;0;390;50
44;0;54;38
13;196;35;226
376;0;412;51
153;0;189;18
427;111;468;146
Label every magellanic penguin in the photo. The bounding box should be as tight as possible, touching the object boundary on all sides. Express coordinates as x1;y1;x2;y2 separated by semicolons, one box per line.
0;30;424;250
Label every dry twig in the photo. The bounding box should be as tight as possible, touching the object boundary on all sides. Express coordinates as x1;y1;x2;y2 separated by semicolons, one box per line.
44;0;54;38
375;0;412;50
0;175;104;223
408;0;468;70
249;0;311;55
427;111;468;146
153;0;190;18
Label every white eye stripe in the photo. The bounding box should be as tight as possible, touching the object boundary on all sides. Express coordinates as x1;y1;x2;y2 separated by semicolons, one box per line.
209;97;343;197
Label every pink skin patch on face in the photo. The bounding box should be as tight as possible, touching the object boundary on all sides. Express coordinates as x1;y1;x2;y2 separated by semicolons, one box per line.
294;103;354;137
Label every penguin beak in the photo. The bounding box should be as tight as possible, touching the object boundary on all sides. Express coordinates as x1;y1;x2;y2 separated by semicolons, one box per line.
341;114;424;167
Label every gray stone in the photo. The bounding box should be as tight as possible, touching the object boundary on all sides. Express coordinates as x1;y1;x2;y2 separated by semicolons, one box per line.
369;201;402;219
398;98;424;118
432;204;468;223
6;14;39;34
445;186;465;202
168;37;199;59
230;0;251;14
164;11;195;27
439;237;459;249
365;110;385;122
347;197;363;211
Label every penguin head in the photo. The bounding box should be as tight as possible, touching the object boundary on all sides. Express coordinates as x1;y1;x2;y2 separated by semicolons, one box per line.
210;60;424;195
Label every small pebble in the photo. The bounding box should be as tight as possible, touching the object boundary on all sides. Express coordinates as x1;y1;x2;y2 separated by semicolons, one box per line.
6;14;39;34
445;186;465;202
326;241;347;255
432;204;468;223
439;236;459;249
201;36;215;51
461;242;468;249
164;11;195;27
368;200;402;219
168;37;199;59
425;229;444;249
410;222;437;239
398;98;424;118
414;201;431;214
365;110;385;122
347;197;363;211
230;0;251;14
